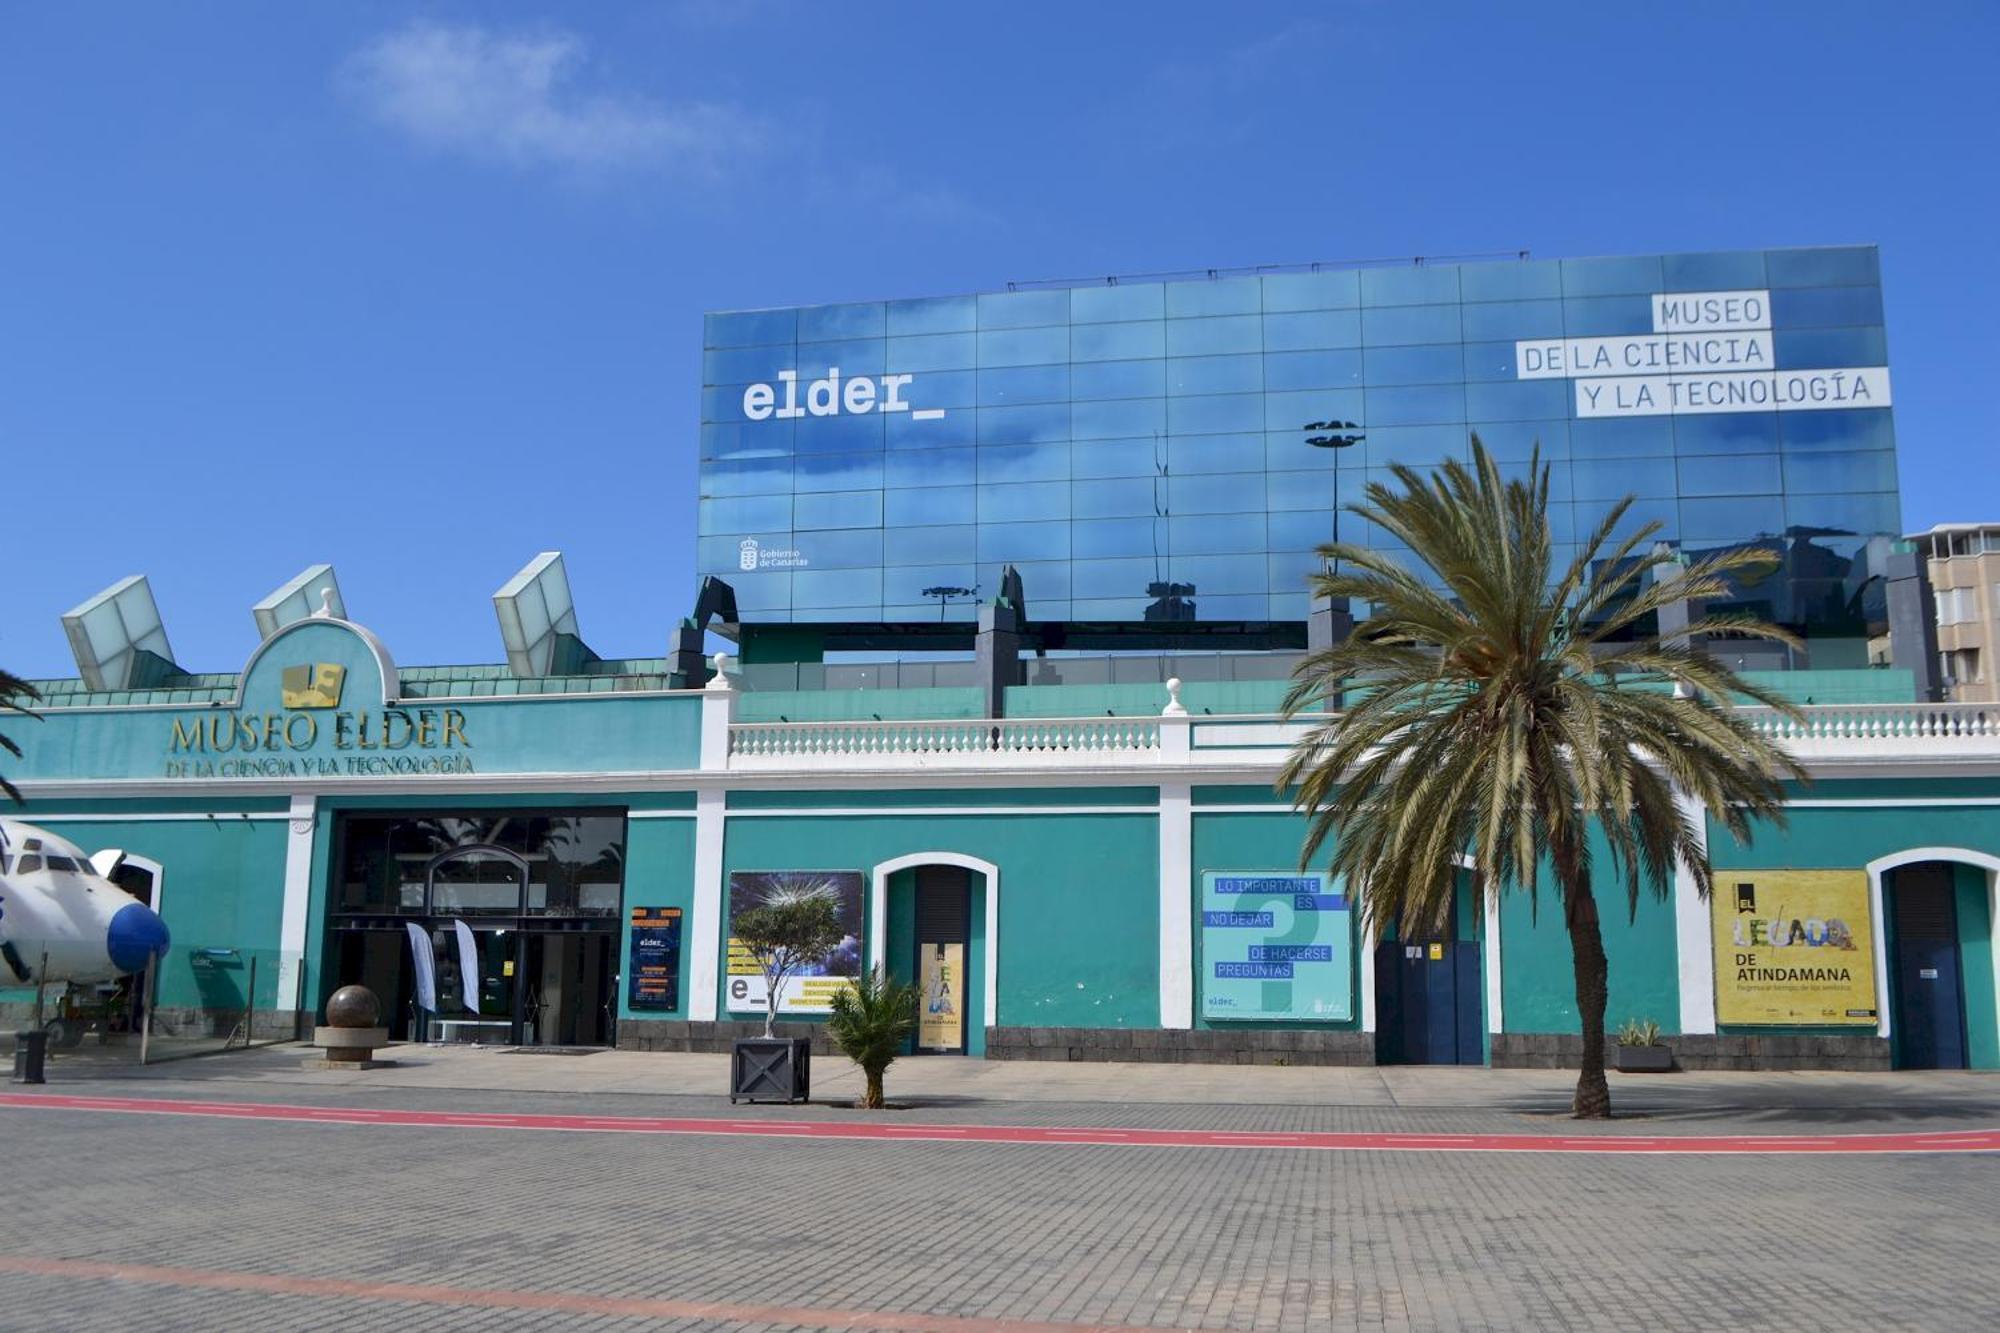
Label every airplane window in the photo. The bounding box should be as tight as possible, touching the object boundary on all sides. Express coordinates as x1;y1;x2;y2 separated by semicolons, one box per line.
17;855;42;874
45;855;81;873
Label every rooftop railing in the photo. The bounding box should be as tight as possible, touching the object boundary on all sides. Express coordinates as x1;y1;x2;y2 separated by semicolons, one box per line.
1737;701;1998;744
728;716;1162;768
726;701;2000;771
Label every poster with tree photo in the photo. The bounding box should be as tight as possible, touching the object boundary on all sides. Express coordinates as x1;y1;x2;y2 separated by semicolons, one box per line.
725;870;865;1014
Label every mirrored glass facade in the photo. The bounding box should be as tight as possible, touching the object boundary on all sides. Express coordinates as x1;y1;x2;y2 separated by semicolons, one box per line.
699;246;1899;644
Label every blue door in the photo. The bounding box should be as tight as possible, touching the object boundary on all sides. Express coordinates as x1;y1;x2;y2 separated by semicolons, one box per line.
1891;865;1966;1070
1375;887;1483;1065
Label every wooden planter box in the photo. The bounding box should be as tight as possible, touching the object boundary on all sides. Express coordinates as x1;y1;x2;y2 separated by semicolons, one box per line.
730;1036;812;1104
1613;1043;1674;1073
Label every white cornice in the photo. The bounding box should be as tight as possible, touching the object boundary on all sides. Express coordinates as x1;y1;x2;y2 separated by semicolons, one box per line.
14;748;2000;803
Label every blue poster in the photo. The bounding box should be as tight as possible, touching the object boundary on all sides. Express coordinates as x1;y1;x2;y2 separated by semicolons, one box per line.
1200;871;1353;1021
628;907;682;1011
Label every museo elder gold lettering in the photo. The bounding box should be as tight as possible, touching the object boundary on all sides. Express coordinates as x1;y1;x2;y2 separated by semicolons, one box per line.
169;708;470;756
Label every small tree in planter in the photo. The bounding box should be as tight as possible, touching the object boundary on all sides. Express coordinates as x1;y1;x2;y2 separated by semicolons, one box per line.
828;966;920;1109
727;888;845;1104
732;890;845;1039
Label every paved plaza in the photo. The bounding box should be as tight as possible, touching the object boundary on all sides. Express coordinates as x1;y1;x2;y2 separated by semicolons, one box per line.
0;1046;1994;1330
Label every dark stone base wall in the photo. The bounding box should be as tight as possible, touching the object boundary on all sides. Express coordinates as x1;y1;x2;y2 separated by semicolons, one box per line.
620;1019;840;1055
620;1020;1894;1071
618;1020;1376;1064
150;1006;306;1043
1;1001;304;1044
1491;1032;1892;1072
987;1025;1375;1066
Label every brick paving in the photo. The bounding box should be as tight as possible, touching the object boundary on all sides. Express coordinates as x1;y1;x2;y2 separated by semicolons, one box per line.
1;1076;1995;1330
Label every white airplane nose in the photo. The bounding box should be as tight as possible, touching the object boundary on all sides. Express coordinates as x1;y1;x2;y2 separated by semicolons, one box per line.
106;902;171;974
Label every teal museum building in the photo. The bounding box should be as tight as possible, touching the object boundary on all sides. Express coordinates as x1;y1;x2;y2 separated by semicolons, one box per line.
9;246;1999;1071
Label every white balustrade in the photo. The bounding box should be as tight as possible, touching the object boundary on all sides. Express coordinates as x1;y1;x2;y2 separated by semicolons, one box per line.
728;716;1164;769
1738;702;2000;746
726;703;2000;772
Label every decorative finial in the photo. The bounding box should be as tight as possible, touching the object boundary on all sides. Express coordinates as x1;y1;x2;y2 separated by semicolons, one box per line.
313;587;336;619
706;651;734;691
1163;677;1187;716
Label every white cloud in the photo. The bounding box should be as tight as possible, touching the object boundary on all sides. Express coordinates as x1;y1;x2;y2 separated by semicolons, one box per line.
340;22;766;178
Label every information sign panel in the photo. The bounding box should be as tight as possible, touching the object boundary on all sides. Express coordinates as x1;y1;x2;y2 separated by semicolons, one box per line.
1200;871;1353;1022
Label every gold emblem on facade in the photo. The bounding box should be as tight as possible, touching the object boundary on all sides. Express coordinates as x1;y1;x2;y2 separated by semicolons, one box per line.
280;663;346;709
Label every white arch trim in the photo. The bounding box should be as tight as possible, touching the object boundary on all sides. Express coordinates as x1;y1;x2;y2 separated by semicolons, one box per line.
868;852;1000;1030
1863;847;2000;1043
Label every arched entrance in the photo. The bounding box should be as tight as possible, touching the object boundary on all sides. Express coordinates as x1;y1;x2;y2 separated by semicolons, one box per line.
1868;848;2000;1070
869;853;998;1057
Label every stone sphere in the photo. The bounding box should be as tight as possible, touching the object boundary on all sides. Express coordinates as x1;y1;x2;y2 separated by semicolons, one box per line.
325;985;382;1029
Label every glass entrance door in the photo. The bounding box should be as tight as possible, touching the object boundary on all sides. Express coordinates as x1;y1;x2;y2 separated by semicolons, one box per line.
515;932;616;1047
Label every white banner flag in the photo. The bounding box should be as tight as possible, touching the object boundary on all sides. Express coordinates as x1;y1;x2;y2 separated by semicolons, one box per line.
405;921;438;1013
452;920;481;1015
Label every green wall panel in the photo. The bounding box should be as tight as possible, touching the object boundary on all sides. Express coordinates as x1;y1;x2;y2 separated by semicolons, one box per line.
736;687;985;723
616;816;698;1021
1496;825;1681;1036
1707;806;2000;870
1004;680;1290;718
885;870;918;992
1193;785;1293;807
722;811;1158;1030
1736;669;1915;705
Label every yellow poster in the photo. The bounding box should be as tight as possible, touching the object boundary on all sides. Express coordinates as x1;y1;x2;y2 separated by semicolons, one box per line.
1712;870;1878;1026
919;942;964;1051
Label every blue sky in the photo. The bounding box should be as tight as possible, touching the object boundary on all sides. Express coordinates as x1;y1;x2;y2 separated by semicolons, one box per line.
4;2;1995;679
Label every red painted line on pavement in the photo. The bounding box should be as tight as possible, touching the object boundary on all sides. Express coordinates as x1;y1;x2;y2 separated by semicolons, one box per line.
1;1092;1994;1154
0;1254;1121;1332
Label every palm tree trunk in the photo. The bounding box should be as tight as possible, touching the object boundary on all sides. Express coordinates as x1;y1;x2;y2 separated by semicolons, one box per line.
1560;865;1613;1119
863;1067;884;1109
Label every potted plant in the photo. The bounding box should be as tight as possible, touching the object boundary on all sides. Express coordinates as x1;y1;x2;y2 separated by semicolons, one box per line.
827;966;920;1109
727;886;844;1103
1612;1018;1674;1073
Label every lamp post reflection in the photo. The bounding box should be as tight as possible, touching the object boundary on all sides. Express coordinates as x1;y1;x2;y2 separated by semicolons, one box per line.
921;585;977;621
1302;421;1364;568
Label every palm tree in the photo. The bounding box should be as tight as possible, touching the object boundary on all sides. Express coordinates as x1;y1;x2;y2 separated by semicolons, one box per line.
827;966;920;1109
1280;438;1806;1118
0;666;41;805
